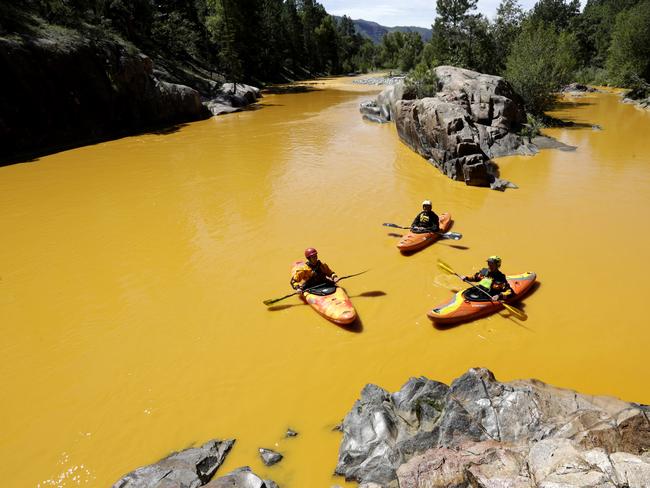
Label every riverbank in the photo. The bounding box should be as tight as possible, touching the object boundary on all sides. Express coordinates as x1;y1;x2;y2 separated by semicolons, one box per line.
0;8;264;165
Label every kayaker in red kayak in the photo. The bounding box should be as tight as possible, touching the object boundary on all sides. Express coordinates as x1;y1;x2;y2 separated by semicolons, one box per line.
461;256;514;301
411;200;440;234
290;248;340;295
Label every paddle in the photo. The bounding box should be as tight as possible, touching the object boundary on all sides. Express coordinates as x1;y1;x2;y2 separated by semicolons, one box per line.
263;270;369;306
382;223;462;240
437;259;527;320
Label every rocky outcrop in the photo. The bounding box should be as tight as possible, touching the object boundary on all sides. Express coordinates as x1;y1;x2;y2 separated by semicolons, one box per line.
112;438;235;488
112;440;279;488
622;86;650;110
563;82;598;93
336;368;650;488
0;33;213;164
204;467;278;488
0;25;262;164
205;83;262;116
361;66;539;189
258;448;283;466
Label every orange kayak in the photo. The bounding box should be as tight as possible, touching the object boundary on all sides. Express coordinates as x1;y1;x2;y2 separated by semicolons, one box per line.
427;272;537;324
291;261;357;325
397;213;452;253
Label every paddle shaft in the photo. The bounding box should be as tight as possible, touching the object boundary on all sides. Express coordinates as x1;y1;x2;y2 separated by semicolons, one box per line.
382;223;461;240
263;270;368;306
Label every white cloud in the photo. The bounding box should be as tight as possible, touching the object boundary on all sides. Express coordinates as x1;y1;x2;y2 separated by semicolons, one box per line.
320;0;586;28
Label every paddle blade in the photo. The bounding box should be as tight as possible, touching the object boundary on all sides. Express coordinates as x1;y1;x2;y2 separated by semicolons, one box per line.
382;223;406;229
442;232;462;240
437;259;456;275
263;292;297;306
502;302;527;321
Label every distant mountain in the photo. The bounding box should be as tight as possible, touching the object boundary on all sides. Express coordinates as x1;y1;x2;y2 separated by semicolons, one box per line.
335;17;432;43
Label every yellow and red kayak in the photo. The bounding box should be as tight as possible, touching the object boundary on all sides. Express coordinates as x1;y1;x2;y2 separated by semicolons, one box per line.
397;213;452;254
291;261;357;325
427;272;537;324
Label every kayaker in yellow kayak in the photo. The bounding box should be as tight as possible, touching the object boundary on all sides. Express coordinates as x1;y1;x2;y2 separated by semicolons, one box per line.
290;248;340;294
461;256;514;301
411;200;440;234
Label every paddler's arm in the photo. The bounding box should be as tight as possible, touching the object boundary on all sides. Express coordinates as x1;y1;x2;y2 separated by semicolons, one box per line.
411;213;422;229
492;280;514;301
290;267;309;293
461;271;481;282
322;263;340;283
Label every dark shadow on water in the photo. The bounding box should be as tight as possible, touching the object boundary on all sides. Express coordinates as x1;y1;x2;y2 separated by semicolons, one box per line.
267;302;306;311
541;114;601;132
441;243;470;251
433;320;464;331
263;85;318;95
350;290;387;298
387;233;403;238
1;121;193;167
339;316;363;333
147;123;189;135
552;100;594;110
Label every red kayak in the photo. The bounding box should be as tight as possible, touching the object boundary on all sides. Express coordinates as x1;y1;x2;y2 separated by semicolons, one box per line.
427;272;537;324
397;213;452;254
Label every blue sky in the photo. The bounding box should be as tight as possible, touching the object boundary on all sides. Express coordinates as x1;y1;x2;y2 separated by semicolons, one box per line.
320;1;587;28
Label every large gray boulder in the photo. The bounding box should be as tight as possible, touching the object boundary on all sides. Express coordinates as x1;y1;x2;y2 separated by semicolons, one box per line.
335;368;650;488
112;439;235;488
204;467;278;488
205;83;262;116
362;66;538;189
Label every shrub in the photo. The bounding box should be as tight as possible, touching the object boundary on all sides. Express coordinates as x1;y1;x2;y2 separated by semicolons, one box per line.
404;63;439;99
505;21;578;114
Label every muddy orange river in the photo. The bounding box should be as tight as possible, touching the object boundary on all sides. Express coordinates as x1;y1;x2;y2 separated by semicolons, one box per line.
1;77;649;487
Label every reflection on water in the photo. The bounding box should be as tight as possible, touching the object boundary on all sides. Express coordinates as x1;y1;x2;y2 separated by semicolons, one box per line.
0;78;649;487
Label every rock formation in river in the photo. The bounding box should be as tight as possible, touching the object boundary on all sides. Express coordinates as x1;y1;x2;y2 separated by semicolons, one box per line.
335;368;650;488
360;66;540;190
112;439;278;488
0;28;261;164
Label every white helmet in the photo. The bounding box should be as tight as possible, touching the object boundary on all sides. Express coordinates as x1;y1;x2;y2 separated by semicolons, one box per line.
422;200;432;206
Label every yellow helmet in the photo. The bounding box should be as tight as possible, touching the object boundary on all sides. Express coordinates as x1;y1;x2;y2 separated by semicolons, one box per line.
487;255;501;266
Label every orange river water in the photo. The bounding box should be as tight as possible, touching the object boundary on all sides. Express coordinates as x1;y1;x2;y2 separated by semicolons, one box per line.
1;76;649;487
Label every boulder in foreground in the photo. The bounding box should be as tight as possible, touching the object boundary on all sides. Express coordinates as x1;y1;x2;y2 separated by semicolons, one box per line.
336;368;650;488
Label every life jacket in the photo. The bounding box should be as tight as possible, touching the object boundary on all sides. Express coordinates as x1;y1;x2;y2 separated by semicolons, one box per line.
417;212;432;226
477;268;493;289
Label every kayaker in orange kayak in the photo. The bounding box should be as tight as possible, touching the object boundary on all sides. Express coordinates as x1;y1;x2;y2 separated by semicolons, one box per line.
290;248;340;294
411;200;440;234
461;256;514;301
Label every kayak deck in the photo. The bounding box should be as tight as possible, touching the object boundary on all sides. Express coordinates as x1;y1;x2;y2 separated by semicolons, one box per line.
291;261;357;325
427;272;537;324
397;212;452;253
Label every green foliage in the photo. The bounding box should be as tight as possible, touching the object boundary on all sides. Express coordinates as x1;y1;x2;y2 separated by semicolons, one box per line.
606;0;650;87
529;0;580;30
16;0;649;93
405;63;439;98
491;0;525;73
505;21;578;113
398;32;424;72
520;113;545;142
573;66;609;85
428;0;495;74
